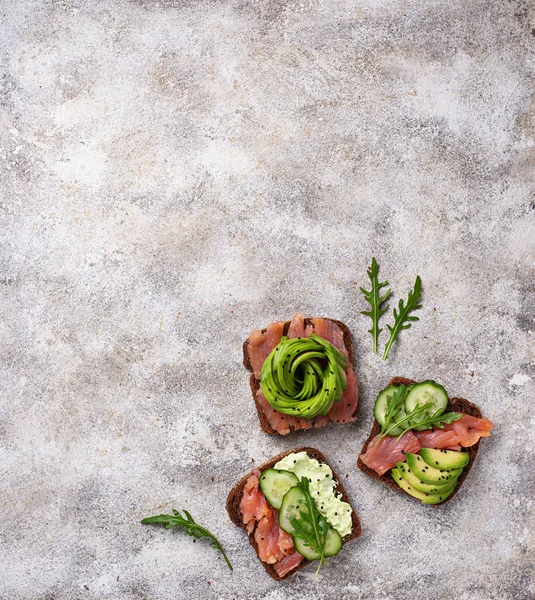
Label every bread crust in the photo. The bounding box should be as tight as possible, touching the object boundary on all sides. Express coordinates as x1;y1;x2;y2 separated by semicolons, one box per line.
356;377;484;505
226;446;362;581
243;318;358;435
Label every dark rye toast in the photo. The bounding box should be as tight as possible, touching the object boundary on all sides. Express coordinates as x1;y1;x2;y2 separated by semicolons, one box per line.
243;318;358;435
226;446;362;581
357;377;483;505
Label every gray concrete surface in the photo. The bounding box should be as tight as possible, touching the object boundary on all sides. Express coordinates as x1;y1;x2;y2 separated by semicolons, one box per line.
1;0;534;598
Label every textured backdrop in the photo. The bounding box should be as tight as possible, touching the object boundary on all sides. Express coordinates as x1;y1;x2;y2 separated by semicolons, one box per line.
1;1;534;599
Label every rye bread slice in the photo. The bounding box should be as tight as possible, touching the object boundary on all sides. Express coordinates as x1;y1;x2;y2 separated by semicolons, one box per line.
357;377;484;505
226;446;362;581
243;318;358;435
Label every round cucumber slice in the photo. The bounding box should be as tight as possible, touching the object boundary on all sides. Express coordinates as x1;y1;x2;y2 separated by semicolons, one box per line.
404;381;448;429
373;385;398;426
292;526;343;560
324;526;343;557
278;486;306;534
374;385;409;436
259;469;299;510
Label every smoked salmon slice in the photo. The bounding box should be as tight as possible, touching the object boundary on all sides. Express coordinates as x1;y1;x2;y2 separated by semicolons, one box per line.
416;414;493;449
361;414;494;475
240;470;271;532
247;321;286;379
360;430;421;476
247;314;359;434
240;470;303;575
273;550;305;578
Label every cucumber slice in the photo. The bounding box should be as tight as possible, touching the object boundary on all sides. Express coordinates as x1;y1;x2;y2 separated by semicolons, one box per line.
374;385;407;436
259;469;299;510
278;486;306;534
404;381;448;430
324;526;343;557
374;385;398;426
406;453;462;485
419;448;469;470
396;462;458;494
292;526;343;560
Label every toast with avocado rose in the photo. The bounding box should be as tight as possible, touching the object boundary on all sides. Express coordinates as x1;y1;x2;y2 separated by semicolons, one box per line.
357;377;493;505
227;447;361;580
243;315;359;435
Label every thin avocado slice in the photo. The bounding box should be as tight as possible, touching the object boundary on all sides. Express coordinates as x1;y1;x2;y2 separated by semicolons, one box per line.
419;448;469;470
395;462;458;494
406;453;462;485
391;468;455;505
260;335;347;419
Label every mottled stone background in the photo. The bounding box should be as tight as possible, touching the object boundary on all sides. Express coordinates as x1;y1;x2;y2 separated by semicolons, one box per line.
1;0;534;598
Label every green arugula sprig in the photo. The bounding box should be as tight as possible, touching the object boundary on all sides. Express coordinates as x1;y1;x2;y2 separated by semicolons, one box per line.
382;275;423;361
381;400;435;437
141;509;233;571
360;257;391;354
392;410;462;439
380;387;463;439
380;384;408;436
289;477;329;579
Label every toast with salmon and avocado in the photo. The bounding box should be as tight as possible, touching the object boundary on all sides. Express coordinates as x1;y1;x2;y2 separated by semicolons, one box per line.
243;315;359;435
357;377;493;505
227;447;361;580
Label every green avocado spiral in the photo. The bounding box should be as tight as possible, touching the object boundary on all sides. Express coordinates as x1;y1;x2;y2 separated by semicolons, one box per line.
260;334;348;419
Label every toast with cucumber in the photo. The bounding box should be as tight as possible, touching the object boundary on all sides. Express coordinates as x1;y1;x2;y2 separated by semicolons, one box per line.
357;377;493;505
243;315;359;435
226;447;361;580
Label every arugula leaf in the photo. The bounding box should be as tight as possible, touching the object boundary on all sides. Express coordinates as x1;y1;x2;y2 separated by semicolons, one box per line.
288;477;329;579
394;410;462;439
381;400;435;437
360;257;391;353
141;509;233;571
382;275;422;361
379;385;408;437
